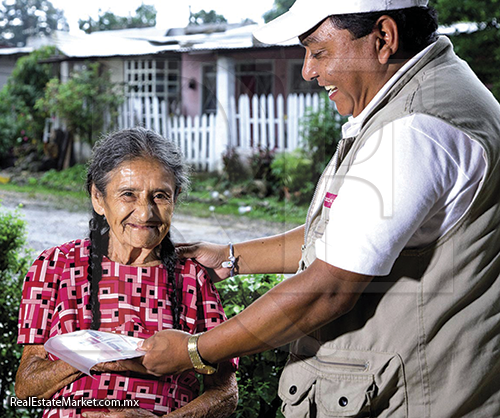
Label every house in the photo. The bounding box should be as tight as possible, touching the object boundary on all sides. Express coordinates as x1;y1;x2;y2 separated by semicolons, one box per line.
31;22;322;115
17;22;326;170
0;20;483;169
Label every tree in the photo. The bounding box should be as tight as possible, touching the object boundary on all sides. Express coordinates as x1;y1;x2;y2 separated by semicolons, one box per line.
263;0;294;23
35;62;124;146
431;0;500;100
0;0;67;47
78;4;156;34
131;4;156;28
189;9;227;26
0;46;56;157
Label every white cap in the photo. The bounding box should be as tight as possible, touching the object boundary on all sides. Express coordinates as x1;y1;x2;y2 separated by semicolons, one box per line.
254;0;429;44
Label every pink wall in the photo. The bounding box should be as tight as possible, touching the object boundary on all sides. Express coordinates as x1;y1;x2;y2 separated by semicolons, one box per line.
181;52;216;117
180;46;305;117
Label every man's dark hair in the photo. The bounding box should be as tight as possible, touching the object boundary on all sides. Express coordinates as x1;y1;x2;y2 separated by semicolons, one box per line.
330;7;439;53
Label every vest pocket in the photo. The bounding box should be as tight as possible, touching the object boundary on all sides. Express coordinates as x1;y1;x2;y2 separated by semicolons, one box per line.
279;349;407;417
279;357;374;417
317;374;374;417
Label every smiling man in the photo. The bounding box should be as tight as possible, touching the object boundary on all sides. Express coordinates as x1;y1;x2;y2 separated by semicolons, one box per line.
135;1;500;417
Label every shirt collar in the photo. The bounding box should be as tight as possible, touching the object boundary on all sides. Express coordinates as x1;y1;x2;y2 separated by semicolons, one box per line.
341;42;436;139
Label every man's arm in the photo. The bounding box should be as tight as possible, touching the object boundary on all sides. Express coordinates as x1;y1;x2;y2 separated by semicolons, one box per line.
176;225;305;281
139;259;373;375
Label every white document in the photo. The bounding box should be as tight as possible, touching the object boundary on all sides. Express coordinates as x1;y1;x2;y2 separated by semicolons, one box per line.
44;330;145;375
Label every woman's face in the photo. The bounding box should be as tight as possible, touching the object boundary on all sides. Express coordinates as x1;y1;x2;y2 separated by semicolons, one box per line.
91;157;177;260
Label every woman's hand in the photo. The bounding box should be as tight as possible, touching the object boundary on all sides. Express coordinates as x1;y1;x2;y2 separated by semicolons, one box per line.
163;362;238;418
175;242;231;282
82;407;156;418
139;330;193;376
15;345;83;399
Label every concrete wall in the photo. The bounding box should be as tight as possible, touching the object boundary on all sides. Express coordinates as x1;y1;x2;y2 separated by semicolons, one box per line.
104;58;125;85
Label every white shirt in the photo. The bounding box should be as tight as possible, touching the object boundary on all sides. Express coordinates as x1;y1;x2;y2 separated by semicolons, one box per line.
314;45;487;276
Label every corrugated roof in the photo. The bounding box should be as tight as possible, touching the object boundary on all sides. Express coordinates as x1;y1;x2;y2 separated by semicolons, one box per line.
2;21;479;59
42;23;298;58
0;46;33;56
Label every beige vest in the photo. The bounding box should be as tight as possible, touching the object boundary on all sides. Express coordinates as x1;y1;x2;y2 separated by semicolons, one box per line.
279;37;500;418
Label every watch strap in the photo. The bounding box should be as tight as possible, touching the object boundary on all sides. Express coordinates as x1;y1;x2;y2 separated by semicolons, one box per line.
187;334;218;375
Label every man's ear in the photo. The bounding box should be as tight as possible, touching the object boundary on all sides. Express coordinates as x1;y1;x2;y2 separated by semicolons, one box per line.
91;184;106;216
374;15;400;65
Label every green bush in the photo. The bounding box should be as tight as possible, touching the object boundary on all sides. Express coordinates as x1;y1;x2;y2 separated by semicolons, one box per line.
250;148;277;186
301;95;346;185
216;274;289;418
222;148;251;184
38;164;88;193
0;89;18;158
270;150;314;204
0;207;35;417
269;95;345;205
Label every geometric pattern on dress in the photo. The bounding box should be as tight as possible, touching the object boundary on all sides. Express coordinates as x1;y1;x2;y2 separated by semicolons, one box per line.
18;238;236;418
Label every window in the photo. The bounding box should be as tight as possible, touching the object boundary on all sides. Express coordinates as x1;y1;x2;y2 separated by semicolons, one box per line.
125;58;181;114
201;64;217;114
235;62;273;97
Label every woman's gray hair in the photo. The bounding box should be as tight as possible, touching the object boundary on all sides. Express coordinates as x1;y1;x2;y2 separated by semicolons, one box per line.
86;126;190;198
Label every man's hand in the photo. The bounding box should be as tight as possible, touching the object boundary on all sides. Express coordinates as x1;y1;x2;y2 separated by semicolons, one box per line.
176;242;231;282
139;330;193;376
82;407;156;418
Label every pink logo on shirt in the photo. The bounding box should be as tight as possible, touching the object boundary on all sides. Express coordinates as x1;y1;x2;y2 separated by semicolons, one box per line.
324;192;337;208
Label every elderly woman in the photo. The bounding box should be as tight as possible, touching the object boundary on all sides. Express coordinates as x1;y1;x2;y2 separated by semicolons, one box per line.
15;128;238;418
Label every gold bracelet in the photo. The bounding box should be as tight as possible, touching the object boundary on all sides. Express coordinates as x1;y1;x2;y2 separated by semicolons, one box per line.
187;334;218;375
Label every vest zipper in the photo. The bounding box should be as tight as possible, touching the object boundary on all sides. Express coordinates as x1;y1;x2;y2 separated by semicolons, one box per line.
314;357;368;371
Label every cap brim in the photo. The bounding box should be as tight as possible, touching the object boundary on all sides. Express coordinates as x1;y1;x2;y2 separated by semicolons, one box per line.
253;9;327;44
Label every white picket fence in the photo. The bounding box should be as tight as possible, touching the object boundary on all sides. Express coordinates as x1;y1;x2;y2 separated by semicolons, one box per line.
228;93;324;151
119;92;326;171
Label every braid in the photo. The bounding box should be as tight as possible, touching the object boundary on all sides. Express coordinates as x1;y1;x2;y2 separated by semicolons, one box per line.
87;209;109;330
160;232;182;330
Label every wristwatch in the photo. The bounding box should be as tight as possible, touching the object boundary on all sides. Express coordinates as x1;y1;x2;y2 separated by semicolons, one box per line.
187;334;218;375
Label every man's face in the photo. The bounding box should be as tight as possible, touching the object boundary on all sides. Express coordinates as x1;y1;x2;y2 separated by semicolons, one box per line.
301;18;385;117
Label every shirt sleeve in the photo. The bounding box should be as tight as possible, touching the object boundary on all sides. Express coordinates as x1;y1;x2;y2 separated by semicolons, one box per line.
17;246;67;344
315;114;485;276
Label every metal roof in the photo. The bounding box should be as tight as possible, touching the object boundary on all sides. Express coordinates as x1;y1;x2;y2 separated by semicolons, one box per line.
21;23;286;59
2;21;479;60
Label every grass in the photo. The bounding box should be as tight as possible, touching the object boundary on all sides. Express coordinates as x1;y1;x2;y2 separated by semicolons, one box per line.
0;166;308;225
0;181;89;211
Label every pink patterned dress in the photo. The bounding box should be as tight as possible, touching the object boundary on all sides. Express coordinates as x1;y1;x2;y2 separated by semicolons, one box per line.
18;239;234;417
